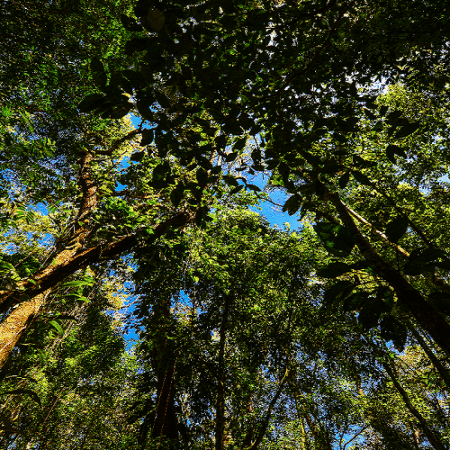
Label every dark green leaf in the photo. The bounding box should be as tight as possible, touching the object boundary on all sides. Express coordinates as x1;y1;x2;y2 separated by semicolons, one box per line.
343;291;370;312
196;168;208;185
323;281;356;305
78;93;106;113
140;129;154;146
358;297;386;330
130;152;145;162
379;105;389;116
385;144;407;163
246;184;261;192
380;316;407;350
90;57;107;88
282;195;302;216
428;292;450;316
225;152;238;162
120;14;143;32
317;262;352;279
338;171;350;189
154;92;171;109
385;216;408;243
170;185;185;207
314;222;355;257
395;123;421;139
351;171;371;186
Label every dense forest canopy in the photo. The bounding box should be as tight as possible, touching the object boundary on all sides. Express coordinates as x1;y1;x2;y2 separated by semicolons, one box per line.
1;0;450;448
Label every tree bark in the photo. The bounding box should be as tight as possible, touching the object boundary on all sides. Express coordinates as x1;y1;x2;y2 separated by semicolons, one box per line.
383;360;447;450
328;191;450;358
406;319;450;389
215;295;229;450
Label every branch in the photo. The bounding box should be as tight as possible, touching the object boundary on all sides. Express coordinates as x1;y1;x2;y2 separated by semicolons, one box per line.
94;127;142;156
0;212;192;313
245;368;290;450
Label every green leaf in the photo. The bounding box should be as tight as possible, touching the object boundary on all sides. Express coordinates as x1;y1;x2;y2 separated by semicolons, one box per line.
78;93;105;113
154;91;171;109
314;222;355;257
225;152;238;162
323;281;356;305
120;14;143;32
3;389;41;406
351;171;371;186
63;280;94;288
90;57;107;88
140;129;154;146
317;262;352;279
49;320;64;335
338;171;350;189
379;105;389;116
385;144;407;163
147;8;165;32
196;168;208;185
385;216;408;243
395;123;421;139
380;316;407;350
130;152;145;162
230;185;244;195
234;137;247;151
0;261;15;272
343;291;370;312
358;297;386;330
282;195;302;216
246;184;261;192
428;292;450;316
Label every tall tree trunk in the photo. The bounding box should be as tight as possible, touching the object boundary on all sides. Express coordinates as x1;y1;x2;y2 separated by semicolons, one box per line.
215;295;229;450
139;299;179;450
406;320;450;389
0;291;50;367
383;360;446;450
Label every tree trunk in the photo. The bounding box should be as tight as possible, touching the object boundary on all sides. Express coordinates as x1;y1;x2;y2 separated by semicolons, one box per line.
215;296;229;450
0;291;49;366
383;360;446;450
328;191;450;358
140;299;179;450
406;319;450;389
0;152;97;368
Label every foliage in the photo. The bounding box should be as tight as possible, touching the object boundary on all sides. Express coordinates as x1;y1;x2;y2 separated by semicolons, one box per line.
2;0;450;449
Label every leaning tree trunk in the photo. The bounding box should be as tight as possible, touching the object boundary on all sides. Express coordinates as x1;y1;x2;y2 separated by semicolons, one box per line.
327;190;450;358
0;148;193;369
0;152;97;367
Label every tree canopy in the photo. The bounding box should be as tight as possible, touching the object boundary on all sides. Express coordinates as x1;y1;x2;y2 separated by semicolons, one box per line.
1;0;450;448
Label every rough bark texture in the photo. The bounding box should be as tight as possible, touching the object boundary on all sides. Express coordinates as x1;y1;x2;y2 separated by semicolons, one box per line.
0;212;191;368
0;291;49;367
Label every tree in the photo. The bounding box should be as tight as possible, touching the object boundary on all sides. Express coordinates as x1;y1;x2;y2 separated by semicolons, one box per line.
3;0;450;448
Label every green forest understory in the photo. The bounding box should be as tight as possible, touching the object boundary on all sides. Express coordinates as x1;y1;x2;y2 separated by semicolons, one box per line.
2;0;450;448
